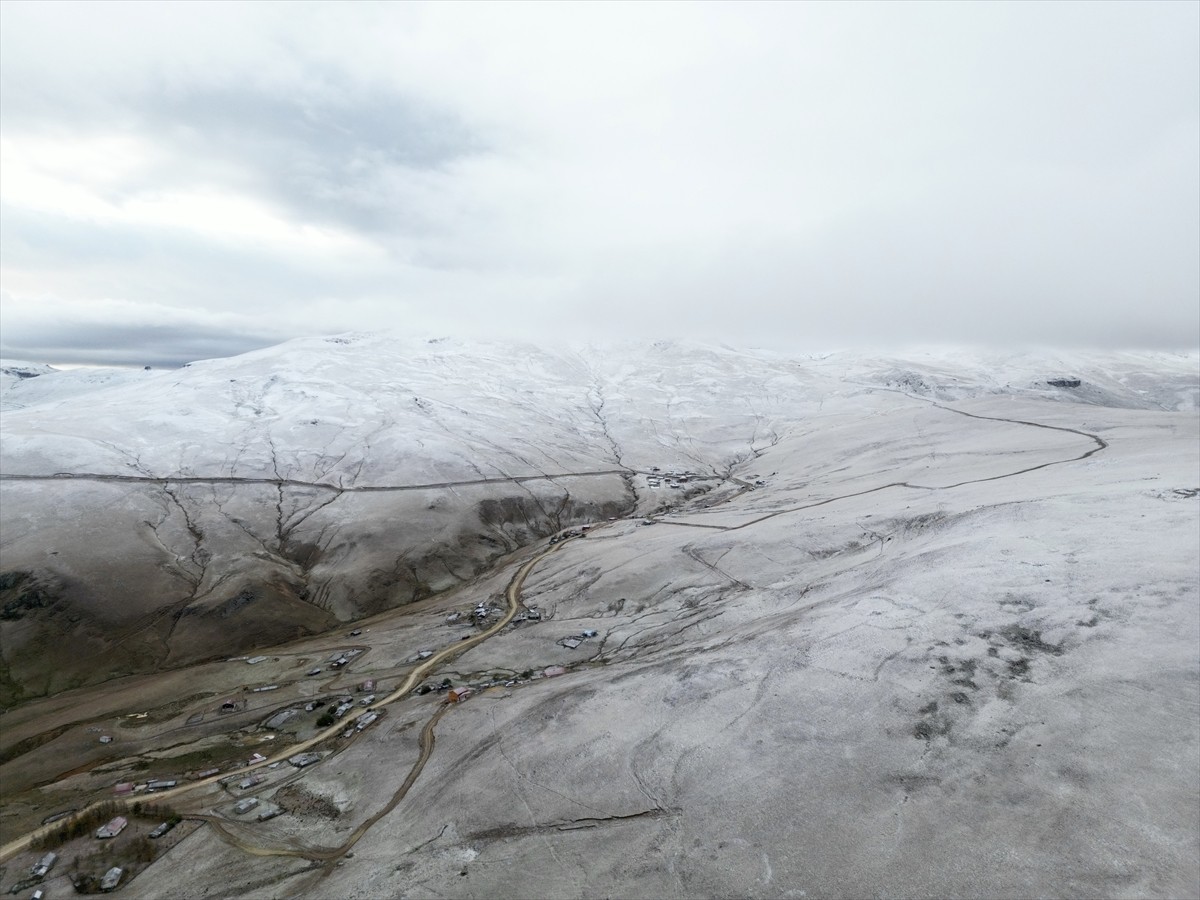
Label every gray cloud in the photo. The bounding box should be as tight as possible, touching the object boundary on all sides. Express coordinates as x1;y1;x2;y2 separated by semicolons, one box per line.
0;292;285;368
1;1;1196;366
129;79;483;236
0;323;278;369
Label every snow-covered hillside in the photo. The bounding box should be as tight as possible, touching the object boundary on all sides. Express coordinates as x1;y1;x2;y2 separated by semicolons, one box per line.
0;360;159;411
0;337;1196;701
0;336;1197;898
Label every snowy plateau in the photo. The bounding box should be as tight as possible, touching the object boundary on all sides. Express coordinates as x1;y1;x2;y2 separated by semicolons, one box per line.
0;335;1197;899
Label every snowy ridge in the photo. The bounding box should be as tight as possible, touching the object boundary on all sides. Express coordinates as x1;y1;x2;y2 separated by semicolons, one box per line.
2;336;1195;483
0;359;160;412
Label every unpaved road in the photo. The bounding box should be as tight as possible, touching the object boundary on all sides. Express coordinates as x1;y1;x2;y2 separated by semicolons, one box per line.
0;537;573;863
0;400;1110;865
0;469;630;492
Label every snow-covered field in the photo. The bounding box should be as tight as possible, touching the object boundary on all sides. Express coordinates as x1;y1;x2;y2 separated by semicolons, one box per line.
1;336;1197;897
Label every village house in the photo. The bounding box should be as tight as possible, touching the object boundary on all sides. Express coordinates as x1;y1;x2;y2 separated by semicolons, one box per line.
100;867;124;892
149;821;175;839
95;816;127;839
31;851;57;878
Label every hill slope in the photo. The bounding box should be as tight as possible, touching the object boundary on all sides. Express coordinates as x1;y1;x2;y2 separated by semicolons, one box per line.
0;338;1195;701
0;337;1197;897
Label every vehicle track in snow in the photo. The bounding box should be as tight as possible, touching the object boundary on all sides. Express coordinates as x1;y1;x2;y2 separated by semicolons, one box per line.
656;400;1108;533
0;469;631;492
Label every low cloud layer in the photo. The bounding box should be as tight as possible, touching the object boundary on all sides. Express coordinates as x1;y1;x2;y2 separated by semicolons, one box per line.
2;1;1197;366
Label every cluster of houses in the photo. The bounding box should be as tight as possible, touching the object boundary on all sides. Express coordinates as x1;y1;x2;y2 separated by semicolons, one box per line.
108;748;280;801
231;797;281;821
113;776;183;796
510;606;543;627
548;525;590;546
646;467;699;490
413;662;573;702
445;601;546;636
327;648;364;669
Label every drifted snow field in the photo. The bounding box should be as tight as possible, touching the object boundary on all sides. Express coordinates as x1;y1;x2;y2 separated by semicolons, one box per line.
0;337;1197;899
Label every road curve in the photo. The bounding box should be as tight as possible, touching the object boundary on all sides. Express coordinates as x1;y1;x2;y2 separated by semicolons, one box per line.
0;538;570;863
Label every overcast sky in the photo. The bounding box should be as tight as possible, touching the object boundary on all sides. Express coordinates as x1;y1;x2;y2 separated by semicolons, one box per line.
1;1;1197;367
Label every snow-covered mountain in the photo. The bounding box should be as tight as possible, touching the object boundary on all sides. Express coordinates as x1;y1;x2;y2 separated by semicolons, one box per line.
0;360;159;411
0;336;1197;898
0;336;1196;702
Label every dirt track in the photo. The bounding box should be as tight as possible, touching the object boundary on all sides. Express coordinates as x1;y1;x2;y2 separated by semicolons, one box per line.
0;536;575;863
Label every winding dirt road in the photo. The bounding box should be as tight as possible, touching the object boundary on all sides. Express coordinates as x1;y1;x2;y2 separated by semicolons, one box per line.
0;398;1110;867
0;538;570;863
